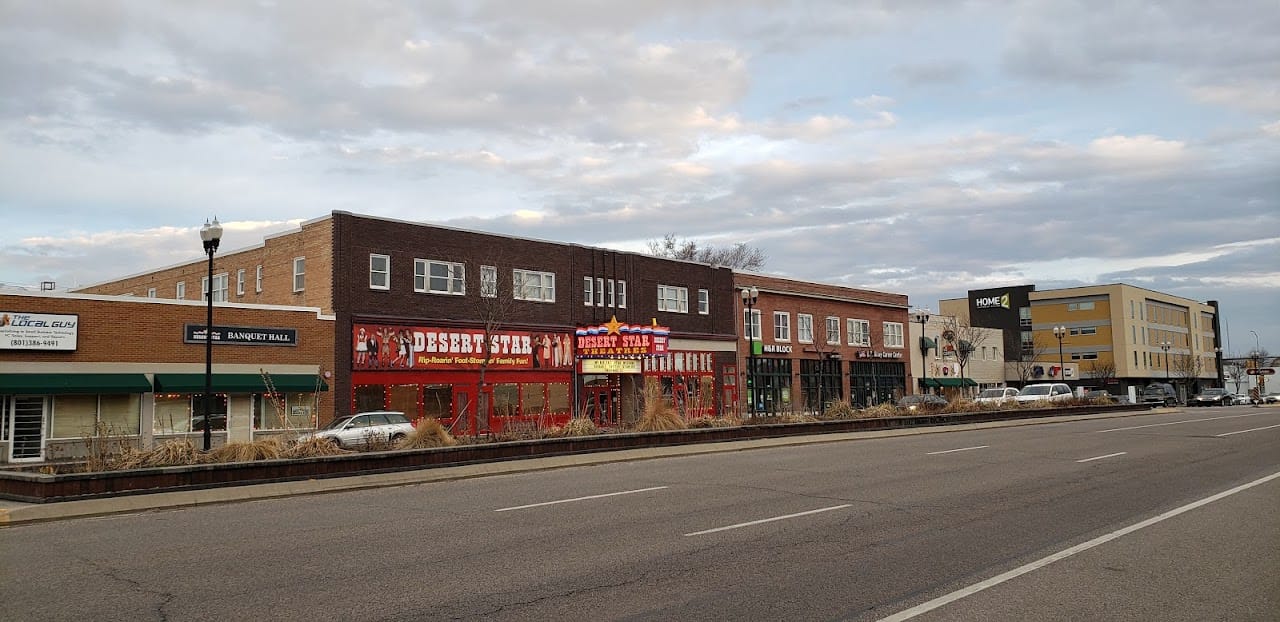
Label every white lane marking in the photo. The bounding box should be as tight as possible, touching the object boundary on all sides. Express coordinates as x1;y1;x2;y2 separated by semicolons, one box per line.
495;486;668;512
1216;423;1280;437
684;504;852;537
1076;452;1127;463
1096;412;1269;433
877;470;1280;621
927;445;990;455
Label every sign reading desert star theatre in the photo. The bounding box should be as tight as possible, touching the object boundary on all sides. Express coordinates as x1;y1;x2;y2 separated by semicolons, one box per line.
352;324;575;371
575;317;670;357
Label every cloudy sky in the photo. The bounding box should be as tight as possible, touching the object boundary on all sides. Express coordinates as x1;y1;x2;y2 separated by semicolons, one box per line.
1;1;1277;355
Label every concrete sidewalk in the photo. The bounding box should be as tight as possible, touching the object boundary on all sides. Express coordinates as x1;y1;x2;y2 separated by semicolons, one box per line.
0;409;1170;527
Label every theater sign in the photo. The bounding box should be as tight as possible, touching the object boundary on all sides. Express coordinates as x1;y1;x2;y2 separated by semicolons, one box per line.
574;317;670;358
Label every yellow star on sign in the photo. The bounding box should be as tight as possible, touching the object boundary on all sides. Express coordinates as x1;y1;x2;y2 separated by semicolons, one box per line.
604;315;623;335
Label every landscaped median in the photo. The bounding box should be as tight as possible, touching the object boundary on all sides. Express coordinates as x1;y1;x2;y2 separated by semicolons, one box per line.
0;402;1147;504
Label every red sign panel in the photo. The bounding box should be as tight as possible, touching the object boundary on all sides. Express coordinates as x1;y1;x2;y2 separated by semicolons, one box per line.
574;318;670;357
353;324;574;371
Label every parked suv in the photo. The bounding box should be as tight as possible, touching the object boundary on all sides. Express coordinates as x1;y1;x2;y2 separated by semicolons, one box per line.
1188;388;1233;407
974;387;1020;404
1141;383;1178;407
295;411;416;448
1014;383;1074;403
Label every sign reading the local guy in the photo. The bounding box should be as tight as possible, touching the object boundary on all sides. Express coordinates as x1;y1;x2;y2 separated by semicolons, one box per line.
0;312;78;350
185;324;298;346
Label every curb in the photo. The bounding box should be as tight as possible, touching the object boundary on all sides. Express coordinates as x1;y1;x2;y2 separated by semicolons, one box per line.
0;408;1170;526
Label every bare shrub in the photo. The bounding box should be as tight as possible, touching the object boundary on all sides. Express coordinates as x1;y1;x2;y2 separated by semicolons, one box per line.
281;436;351;459
554;417;601;437
945;397;986;413
399;418;458;449
633;380;687;432
860;403;901;418
821;402;859;420
115;439;205;469
687;415;741;429
205;439;287;464
778;413;820;424
81;422;135;472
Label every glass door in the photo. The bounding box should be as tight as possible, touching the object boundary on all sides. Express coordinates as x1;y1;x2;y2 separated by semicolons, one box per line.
9;396;47;462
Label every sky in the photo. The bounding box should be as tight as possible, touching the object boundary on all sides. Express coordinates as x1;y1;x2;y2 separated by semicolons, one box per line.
1;0;1277;357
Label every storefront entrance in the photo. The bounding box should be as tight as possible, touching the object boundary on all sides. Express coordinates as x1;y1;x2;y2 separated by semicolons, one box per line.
7;396;46;462
581;380;620;426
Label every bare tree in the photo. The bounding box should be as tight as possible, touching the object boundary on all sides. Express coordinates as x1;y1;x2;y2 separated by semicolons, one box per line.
939;317;988;397
1013;337;1052;387
1086;360;1118;386
1171;352;1205;398
646;233;766;270
1224;361;1246;394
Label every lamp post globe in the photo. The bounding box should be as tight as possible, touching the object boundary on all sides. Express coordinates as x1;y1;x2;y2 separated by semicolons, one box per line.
200;218;222;451
912;310;931;395
1052;326;1067;383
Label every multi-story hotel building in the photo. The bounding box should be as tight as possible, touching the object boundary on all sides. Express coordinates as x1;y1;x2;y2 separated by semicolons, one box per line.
941;284;1222;398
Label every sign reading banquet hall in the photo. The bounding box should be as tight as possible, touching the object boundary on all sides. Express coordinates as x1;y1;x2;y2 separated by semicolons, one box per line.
184;324;298;346
575;316;670;358
352;324;575;371
0;311;78;351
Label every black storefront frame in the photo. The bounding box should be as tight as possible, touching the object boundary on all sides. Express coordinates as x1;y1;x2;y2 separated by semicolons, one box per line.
799;358;843;412
850;361;906;407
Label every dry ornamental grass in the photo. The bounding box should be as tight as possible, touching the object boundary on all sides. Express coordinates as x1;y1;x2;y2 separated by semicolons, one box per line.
398;418;459;449
555;417;601;437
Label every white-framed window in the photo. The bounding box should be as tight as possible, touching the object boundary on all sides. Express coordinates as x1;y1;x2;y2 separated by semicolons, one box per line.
616;280;627;308
596;277;605;306
513;269;555;302
773;312;791;341
744;309;762;340
883;322;904;348
147;287;157;298
1070;326;1097;336
657;285;688;313
176;281;186;300
415;259;465;295
798;314;814;343
369;254;390;290
583;277;594;307
698;289;710;314
255;265;263;293
292;257;305;292
236;269;245;296
826;316;840;345
608;279;616;307
847;319;870;346
203;273;229;303
480;265;497;298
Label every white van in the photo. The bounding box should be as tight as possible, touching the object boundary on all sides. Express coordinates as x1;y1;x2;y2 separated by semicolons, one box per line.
1014;383;1074;403
974;387;1020;404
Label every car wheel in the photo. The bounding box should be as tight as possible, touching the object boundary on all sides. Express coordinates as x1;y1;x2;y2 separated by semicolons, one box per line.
329;437;342;448
391;433;407;444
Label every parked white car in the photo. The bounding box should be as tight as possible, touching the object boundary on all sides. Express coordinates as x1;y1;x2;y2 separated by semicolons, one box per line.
974;387;1020;404
295;411;416;448
1230;394;1254;405
1014;383;1074;403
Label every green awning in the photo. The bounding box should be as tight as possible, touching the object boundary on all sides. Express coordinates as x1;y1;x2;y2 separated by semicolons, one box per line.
0;373;153;395
919;336;937;350
922;377;978;388
153;373;329;393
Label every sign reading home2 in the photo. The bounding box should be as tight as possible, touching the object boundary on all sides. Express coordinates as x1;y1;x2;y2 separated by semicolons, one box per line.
973;293;1011;309
0;312;78;350
185;324;298;346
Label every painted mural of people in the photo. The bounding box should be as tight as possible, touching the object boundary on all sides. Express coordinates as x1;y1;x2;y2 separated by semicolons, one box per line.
355;327;369;366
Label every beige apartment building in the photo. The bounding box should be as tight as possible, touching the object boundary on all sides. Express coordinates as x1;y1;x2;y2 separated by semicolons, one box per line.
941;283;1222;399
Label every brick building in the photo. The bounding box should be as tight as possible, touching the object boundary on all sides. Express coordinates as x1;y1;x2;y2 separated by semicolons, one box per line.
733;274;911;413
81;211;739;432
0;291;333;463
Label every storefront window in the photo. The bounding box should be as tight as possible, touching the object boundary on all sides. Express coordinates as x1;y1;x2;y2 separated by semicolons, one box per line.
254;393;317;430
548;383;570;416
494;384;519;417
422;384;452;419
520;383;547;416
51;394;97;439
100;394;141;435
154;394;191;434
354;384;386;413
388;385;419;419
192;394;229;432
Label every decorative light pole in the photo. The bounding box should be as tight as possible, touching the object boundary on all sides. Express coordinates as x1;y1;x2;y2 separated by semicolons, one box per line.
1053;326;1067;383
1160;340;1172;380
1250;330;1265;400
200;217;223;451
741;286;759;418
912;309;931;395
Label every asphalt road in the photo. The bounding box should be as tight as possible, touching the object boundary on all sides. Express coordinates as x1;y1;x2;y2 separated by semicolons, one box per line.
2;406;1277;621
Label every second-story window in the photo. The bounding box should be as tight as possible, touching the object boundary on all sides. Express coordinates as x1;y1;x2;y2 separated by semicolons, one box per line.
203;273;229;302
657;285;688;313
369;254;390;290
176;281;186;300
798;314;813;343
293;257;306;292
883;322;904;348
236;269;245;296
698;289;709;314
147;287;157;298
848;318;870;346
416;259;464;295
583;277;594;307
773;312;791;341
481;265;497;298
826;316;840;345
744;308;762;340
513;269;555;302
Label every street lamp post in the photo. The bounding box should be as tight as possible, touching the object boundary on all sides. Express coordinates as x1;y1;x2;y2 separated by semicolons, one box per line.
200;217;223;451
740;286;759;418
1160;341;1172;380
912;309;931;395
1052;326;1067;384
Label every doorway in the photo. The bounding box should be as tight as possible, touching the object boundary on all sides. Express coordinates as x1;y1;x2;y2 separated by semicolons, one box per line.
8;396;46;462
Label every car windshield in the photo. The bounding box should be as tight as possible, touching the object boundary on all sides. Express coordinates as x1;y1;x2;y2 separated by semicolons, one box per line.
1143;386;1166;394
978;389;1006;398
1022;385;1052;396
320;416;353;430
1199;389;1228;396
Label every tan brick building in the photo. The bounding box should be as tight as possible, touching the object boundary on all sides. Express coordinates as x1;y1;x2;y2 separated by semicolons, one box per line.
0;291;333;463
